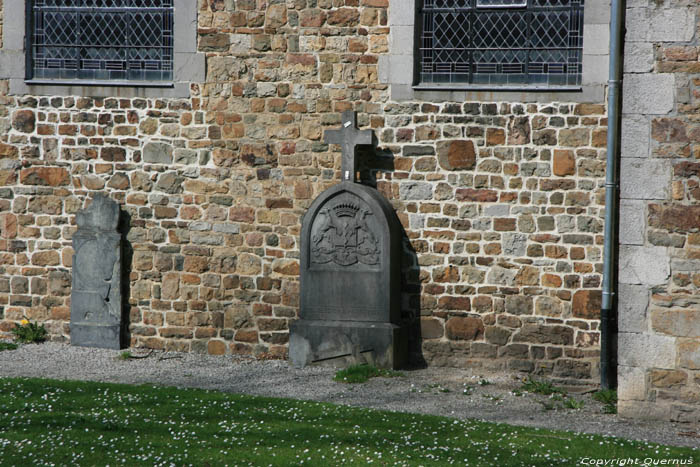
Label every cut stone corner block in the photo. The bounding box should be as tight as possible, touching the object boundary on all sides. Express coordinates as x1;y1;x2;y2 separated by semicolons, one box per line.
289;320;408;370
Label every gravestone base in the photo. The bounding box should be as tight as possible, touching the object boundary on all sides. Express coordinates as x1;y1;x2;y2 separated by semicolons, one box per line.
71;322;122;350
289;320;407;369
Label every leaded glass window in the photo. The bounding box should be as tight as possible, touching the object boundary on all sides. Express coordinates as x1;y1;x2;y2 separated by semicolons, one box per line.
419;0;584;87
29;0;174;82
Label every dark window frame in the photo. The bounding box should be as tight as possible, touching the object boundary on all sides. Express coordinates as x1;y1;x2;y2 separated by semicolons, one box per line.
417;0;585;87
26;0;174;84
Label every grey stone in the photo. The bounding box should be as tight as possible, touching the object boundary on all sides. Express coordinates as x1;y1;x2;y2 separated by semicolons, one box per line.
70;194;124;350
582;24;609;56
484;204;510;217
618;332;676;369
619;245;670;286
213;224;240;234
617;365;647;401
0;51;25;79
230;34;252;54
400;182;433;200
620;158;670;200
143;142;173;164
647;8;695;43
388;0;417;26
617;283;649;333
173;149;198;165
3;0;26;51
624;42;654;73
622;73;675;115
502;233;527;257
486;266;517;286
619;199;645;245
582;54;609;86
174;53;205;83
624;8;647;42
173;0;198;53
621;115;650;158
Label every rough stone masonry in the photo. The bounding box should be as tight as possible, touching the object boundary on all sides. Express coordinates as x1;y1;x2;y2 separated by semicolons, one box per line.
0;1;607;387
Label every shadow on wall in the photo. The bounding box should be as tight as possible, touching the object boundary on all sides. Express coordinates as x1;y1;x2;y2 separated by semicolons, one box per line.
118;209;133;349
360;145;424;368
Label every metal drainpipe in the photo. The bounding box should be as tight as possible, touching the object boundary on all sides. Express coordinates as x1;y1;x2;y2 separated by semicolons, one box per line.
601;0;626;390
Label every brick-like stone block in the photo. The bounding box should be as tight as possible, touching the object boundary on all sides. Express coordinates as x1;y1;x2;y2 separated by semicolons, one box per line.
513;324;573;345
20;167;70;186
446;316;484;341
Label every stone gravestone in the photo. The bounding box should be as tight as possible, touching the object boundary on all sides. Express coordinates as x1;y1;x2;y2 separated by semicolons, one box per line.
70;194;123;349
290;111;407;369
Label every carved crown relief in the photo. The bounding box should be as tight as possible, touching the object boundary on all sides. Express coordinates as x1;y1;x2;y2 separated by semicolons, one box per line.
311;201;380;267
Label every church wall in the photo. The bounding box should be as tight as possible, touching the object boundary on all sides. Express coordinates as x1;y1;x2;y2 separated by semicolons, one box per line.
0;0;607;384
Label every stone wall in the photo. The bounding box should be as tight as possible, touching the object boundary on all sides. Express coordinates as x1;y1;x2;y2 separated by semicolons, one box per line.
617;0;700;421
0;0;607;383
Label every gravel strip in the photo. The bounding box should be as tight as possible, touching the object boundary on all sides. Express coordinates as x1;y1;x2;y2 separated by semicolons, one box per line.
1;341;698;449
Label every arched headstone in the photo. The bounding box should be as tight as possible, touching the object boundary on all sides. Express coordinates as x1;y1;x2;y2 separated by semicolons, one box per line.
290;111;407;369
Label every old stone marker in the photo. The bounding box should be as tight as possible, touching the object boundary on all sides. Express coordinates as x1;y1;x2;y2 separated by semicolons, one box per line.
70;194;124;349
290;110;407;369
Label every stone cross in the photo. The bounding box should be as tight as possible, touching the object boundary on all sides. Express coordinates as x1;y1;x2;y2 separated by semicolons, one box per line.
324;110;373;183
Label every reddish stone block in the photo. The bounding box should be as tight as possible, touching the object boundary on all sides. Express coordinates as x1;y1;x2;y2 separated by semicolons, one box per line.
649;204;700;232
456;188;498;202
494;218;516;231
446;317;484;341
553;149;576;176
437;140;476;171
20;167;70;186
486;128;505;146
438;296;471;311
572;290;601;319
327;8;359;26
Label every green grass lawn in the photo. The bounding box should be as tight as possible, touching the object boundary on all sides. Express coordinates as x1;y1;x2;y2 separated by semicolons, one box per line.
0;378;697;466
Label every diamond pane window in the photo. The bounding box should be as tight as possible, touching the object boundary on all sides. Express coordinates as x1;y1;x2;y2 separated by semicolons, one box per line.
419;0;584;86
30;0;174;82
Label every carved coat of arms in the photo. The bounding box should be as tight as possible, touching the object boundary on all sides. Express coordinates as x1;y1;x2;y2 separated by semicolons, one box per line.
311;203;379;266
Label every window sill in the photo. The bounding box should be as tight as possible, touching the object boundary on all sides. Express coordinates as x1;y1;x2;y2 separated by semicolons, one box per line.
413;84;583;92
25;79;175;88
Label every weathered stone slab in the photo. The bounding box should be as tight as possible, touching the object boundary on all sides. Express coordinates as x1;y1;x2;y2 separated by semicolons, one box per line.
70;194;123;349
